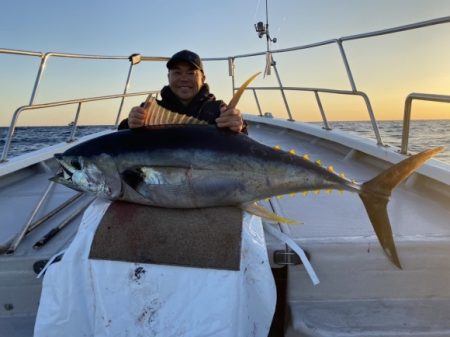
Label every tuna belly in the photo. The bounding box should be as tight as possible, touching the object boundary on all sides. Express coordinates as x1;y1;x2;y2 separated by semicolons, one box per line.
121;166;264;208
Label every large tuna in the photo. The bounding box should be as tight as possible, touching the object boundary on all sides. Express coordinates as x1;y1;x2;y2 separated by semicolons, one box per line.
52;124;443;268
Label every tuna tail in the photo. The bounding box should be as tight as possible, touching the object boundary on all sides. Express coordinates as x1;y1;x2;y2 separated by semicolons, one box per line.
359;146;444;269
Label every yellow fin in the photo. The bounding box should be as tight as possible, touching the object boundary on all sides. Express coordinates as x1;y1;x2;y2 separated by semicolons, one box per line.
288;149;296;155
240;202;300;225
143;97;208;126
273;145;282;150
228;72;261;109
303;154;310;160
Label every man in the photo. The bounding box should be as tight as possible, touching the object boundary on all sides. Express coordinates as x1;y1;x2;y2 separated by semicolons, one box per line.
119;49;246;133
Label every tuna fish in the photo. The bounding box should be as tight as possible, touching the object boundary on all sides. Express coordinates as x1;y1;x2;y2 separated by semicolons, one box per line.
51;124;443;268
51;72;443;268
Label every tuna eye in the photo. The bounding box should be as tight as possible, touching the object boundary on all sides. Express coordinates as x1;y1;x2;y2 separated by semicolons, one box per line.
71;160;81;170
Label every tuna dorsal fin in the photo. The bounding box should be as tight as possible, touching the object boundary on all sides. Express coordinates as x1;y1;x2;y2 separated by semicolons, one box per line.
143;96;208;126
228;72;261;109
240;202;300;225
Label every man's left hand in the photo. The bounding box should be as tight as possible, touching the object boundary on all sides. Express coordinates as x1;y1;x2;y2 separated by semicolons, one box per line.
216;105;244;133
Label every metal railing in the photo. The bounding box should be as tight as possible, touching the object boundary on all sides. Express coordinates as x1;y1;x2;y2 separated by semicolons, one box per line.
0;49;167;162
401;93;450;154
217;16;450;150
1;16;449;160
0;90;157;162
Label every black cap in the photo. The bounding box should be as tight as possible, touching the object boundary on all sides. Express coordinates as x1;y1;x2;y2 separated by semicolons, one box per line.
166;50;203;72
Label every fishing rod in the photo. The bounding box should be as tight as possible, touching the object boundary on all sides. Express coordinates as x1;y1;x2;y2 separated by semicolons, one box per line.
254;0;277;52
254;0;278;76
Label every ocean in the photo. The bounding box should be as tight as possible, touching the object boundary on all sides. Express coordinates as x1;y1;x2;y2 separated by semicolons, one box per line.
1;120;449;165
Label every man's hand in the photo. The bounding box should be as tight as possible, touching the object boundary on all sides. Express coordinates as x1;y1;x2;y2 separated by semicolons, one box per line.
128;105;148;128
215;104;244;133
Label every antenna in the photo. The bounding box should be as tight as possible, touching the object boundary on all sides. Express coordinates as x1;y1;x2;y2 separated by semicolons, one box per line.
254;0;277;51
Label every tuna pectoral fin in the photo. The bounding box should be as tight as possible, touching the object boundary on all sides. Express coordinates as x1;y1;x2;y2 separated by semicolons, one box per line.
241;202;300;225
228;72;261;109
360;146;444;269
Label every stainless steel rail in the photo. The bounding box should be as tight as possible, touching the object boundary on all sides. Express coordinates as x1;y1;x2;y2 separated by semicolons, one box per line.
206;16;450;149
0;90;157;162
401;93;450;154
1;49;168;162
2;16;449;158
4;180;56;254
248;86;382;144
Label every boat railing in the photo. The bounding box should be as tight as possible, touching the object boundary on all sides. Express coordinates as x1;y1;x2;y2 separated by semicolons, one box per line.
220;16;450;153
0;48;168;162
1;16;449;160
0;90;157;162
246;86;381;141
401;93;450;154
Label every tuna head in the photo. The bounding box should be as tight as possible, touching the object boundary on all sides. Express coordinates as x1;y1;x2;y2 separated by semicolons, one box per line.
51;153;122;199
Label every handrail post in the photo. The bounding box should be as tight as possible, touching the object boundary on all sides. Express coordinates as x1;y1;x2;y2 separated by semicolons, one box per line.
314;91;331;130
0;106;26;162
29;53;50;105
68;102;82;142
114;54;141;127
252;89;263;116
401;93;450;154
337;39;383;144
271;57;294;121
336;39;357;92
229;57;235;97
401;95;413;154
359;93;384;145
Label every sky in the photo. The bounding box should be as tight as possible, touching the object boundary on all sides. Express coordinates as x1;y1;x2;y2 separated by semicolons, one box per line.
0;0;449;126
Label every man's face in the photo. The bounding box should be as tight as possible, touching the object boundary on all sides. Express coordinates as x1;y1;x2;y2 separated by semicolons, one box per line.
168;62;205;105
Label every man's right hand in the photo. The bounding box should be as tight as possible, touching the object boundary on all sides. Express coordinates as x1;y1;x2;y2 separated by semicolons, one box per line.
128;105;147;128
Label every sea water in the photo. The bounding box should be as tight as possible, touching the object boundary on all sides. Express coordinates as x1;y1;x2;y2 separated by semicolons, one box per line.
0;120;449;165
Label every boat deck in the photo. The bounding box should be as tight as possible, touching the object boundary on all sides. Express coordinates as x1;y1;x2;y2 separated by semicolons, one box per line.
248;119;450;337
0;118;449;336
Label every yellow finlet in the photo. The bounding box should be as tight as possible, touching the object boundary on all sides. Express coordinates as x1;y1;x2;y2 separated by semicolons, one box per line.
302;154;310;160
288;149;296;155
302;191;309;197
228;72;261;109
273;145;282;151
327;165;335;173
315;159;322;166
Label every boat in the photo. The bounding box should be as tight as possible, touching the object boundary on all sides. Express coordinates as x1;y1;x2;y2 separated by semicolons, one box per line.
1;16;450;337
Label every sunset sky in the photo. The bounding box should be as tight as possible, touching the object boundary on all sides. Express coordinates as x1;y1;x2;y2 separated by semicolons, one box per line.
0;0;449;126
